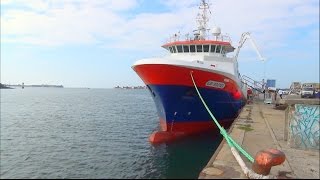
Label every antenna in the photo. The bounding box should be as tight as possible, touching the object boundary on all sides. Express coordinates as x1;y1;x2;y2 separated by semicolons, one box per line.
196;0;211;40
185;33;190;40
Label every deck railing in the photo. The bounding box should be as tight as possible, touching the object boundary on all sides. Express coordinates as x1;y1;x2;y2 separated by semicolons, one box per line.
164;33;232;44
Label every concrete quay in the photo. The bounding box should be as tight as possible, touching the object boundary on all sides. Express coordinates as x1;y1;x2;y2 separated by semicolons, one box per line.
199;98;319;179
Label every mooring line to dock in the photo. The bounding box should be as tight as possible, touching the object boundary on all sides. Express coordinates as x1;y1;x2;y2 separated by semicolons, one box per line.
190;71;287;179
190;71;282;179
190;71;254;163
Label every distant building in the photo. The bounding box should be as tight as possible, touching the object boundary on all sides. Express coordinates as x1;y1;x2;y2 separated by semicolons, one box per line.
266;79;276;88
290;82;301;90
302;83;320;91
290;82;301;94
314;83;320;91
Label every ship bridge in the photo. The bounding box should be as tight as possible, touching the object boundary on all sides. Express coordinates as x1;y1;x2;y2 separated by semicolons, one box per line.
162;0;235;56
162;25;236;56
162;39;235;56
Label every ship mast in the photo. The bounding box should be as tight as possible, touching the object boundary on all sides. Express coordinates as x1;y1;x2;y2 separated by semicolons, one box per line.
195;0;210;40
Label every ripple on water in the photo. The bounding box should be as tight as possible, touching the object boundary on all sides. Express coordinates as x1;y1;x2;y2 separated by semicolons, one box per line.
0;88;222;178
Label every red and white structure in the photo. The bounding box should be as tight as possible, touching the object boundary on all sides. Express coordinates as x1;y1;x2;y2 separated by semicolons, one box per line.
132;0;264;144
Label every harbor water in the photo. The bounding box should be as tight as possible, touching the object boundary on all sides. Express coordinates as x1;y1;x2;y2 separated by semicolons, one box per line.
0;88;223;179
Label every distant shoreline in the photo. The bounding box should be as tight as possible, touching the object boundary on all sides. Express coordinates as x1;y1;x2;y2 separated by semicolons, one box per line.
114;86;146;89
0;83;13;89
1;84;149;89
5;84;64;88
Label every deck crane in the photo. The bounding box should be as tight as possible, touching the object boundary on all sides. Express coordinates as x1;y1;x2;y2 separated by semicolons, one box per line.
234;32;266;62
234;32;267;94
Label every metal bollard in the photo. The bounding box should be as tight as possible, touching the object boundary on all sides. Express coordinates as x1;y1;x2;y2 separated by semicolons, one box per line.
252;148;286;175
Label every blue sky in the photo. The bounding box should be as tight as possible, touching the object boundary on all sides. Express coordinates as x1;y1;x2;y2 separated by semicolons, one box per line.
1;0;319;88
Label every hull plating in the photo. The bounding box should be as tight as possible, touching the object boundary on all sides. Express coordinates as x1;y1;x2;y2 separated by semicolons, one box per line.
133;64;246;143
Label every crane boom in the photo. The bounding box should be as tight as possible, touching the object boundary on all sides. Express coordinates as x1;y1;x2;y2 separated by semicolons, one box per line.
234;32;265;61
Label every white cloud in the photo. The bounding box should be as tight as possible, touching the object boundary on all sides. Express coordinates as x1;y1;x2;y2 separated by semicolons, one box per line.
159;0;197;9
1;0;132;46
1;0;318;55
0;0;13;4
25;0;49;11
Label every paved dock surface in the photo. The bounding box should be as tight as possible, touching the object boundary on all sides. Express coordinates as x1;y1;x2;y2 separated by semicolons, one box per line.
199;100;319;179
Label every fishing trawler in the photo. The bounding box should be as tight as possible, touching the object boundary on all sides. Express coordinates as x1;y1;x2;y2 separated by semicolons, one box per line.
132;0;264;144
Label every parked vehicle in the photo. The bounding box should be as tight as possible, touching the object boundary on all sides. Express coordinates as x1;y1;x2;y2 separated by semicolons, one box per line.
301;87;315;98
282;90;289;95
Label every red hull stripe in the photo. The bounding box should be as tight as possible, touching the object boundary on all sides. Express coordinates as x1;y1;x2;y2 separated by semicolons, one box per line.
159;118;233;132
149;118;233;144
134;64;239;94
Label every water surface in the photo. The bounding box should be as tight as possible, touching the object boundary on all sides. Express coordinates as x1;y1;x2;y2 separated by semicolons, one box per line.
0;88;222;178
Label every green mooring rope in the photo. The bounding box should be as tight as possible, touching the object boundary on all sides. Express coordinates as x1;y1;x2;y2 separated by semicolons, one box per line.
190;71;254;163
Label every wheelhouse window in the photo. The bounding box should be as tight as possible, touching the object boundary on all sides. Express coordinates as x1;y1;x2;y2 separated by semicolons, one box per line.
172;46;177;53
190;45;196;52
183;45;189;53
215;45;221;53
169;46;173;53
210;45;216;53
203;45;209;52
177;45;183;53
196;45;203;52
221;46;226;55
